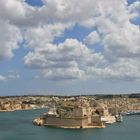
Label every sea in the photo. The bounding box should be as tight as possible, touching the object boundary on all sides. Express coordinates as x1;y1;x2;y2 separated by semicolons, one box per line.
0;109;140;140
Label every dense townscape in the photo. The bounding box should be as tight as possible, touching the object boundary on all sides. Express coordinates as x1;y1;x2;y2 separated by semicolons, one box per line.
0;94;140;128
0;94;140;112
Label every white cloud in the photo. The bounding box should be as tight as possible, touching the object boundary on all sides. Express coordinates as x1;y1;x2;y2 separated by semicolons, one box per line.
84;31;100;45
8;74;20;80
0;0;26;20
43;67;85;80
0;20;22;60
87;58;140;81
22;0;140;81
0;73;20;82
0;0;140;82
0;75;6;81
103;22;140;60
41;0;99;24
128;0;140;20
24;23;72;48
0;0;31;60
24;38;103;80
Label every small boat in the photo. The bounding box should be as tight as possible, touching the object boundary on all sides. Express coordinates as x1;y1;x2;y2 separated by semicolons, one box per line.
115;114;123;122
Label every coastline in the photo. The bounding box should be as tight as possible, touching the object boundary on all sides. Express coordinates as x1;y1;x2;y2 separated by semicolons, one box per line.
0;93;140;113
0;93;140;129
44;124;106;129
0;110;140;140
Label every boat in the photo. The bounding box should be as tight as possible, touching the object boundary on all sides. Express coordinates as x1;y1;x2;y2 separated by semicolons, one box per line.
115;114;123;122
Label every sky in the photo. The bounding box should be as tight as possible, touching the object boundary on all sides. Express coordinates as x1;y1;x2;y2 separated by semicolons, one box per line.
0;0;140;96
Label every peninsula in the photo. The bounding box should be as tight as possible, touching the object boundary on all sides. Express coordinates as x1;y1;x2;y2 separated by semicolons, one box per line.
33;96;120;128
0;93;140;128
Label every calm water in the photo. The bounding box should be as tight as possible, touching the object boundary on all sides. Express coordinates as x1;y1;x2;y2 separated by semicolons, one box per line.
0;109;140;140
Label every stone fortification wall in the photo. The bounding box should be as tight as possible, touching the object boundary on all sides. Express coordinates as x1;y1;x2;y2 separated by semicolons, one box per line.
45;116;88;127
91;115;103;126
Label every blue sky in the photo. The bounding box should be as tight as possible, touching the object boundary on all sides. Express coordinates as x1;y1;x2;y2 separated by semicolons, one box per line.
0;0;140;95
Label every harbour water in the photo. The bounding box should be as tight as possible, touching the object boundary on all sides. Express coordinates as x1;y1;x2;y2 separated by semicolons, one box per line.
0;109;139;140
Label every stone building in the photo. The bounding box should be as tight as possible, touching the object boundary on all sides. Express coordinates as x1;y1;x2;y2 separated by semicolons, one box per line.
34;104;105;128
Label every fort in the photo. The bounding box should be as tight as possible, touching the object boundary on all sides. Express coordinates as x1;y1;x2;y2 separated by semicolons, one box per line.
0;94;139;128
33;97;120;128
